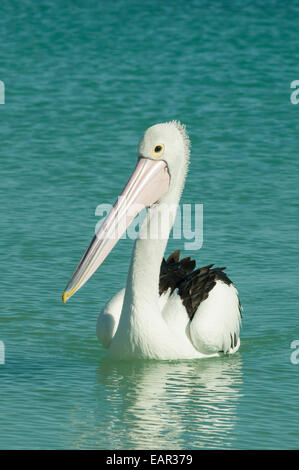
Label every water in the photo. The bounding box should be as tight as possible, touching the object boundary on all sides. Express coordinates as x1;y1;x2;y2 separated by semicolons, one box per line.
1;0;298;449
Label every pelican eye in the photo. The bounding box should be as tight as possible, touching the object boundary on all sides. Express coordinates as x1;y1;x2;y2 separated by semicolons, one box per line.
152;143;165;158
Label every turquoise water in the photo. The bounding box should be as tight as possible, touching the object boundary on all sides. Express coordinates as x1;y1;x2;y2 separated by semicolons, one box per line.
1;0;299;449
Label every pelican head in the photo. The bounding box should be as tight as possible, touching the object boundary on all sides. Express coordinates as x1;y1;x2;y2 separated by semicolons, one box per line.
62;121;190;302
138;121;190;199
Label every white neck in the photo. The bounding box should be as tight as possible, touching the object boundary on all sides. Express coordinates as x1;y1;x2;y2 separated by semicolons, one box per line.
126;185;182;307
126;205;174;308
111;187;183;357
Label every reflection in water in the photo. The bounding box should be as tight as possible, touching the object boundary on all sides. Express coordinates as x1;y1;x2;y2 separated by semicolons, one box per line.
69;356;243;449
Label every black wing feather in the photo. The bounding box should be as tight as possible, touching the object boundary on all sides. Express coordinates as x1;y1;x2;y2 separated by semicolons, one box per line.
159;250;240;320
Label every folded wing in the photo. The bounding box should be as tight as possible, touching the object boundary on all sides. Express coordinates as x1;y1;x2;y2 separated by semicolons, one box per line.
159;251;242;354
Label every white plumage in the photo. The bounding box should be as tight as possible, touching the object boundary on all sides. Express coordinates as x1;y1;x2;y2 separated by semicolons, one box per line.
97;280;241;360
63;121;242;360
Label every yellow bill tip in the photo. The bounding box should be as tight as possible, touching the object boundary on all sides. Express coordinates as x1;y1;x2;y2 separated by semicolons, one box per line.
62;292;68;304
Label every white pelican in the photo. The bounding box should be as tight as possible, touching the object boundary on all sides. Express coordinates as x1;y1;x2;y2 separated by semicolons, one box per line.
62;121;242;360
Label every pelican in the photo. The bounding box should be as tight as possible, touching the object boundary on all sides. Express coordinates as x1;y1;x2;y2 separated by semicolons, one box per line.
62;121;242;360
